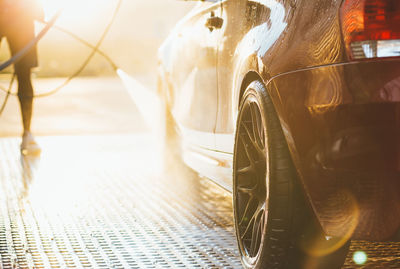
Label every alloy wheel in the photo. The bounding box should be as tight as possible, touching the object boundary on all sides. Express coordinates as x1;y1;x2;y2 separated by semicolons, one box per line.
234;96;269;262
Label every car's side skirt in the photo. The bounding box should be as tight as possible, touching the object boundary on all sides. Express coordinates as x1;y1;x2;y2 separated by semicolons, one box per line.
182;141;233;192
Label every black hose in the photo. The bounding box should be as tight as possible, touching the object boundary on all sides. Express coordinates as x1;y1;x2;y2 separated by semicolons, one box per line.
34;0;122;98
0;73;15;115
0;10;62;72
49;24;118;71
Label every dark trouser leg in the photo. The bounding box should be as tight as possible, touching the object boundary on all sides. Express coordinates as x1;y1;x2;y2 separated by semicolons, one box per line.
16;67;34;133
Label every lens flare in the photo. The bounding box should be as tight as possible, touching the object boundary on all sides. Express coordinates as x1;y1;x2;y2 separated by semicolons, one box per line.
300;189;360;258
353;251;368;265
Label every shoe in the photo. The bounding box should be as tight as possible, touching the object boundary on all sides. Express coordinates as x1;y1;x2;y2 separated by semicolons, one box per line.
21;132;41;156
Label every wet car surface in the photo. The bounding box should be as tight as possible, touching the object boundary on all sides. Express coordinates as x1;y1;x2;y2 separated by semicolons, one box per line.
158;0;400;267
0;134;398;268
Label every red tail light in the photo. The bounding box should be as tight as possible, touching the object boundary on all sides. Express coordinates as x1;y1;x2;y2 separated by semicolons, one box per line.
340;0;400;60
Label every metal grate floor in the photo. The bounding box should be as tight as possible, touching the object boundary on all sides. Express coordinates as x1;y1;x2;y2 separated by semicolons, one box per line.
0;135;399;268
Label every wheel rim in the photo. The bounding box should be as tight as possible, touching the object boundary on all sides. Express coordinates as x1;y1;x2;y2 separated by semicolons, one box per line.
234;96;268;261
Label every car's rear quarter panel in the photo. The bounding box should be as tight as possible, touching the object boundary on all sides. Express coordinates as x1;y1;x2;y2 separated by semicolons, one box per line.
256;0;400;240
227;0;400;240
268;60;400;241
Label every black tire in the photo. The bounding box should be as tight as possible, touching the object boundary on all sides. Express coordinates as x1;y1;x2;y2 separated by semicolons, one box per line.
233;81;350;269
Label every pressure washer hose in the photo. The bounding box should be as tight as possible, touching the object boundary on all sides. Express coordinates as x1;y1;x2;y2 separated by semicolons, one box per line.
0;10;62;72
34;0;122;98
0;0;122;115
49;24;118;71
0;10;62;115
0;73;15;115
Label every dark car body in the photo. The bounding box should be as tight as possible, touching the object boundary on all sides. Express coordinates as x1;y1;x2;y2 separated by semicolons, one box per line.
158;0;400;242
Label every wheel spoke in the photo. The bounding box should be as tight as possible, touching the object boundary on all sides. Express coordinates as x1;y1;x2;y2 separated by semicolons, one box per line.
240;214;255;240
250;103;266;150
261;210;266;233
241;122;256;146
237;184;256;195
237;165;254;175
250;217;260;255
249;103;258;139
240;204;264;240
239;134;257;167
250;208;265;256
239;196;255;226
240;122;265;156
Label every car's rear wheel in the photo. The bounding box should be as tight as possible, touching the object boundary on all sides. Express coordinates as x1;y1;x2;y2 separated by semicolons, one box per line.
233;81;350;269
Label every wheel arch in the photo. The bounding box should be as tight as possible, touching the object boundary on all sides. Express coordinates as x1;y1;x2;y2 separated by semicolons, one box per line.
237;71;263;110
235;71;322;233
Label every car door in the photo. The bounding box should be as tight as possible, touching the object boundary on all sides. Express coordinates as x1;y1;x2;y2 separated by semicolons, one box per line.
167;1;223;150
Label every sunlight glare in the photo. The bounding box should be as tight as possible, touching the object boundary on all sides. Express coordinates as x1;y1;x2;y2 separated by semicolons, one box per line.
40;0;110;22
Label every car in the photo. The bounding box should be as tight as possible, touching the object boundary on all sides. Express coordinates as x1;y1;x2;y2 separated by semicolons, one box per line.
157;0;400;268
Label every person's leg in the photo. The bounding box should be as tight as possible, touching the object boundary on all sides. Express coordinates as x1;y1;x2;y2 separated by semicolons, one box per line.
5;15;40;154
16;66;40;155
16;66;34;133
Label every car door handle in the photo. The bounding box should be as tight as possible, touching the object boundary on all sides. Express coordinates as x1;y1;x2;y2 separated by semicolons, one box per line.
205;15;223;32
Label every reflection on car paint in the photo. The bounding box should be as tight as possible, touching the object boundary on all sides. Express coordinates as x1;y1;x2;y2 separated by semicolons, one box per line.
237;0;287;58
158;0;400;242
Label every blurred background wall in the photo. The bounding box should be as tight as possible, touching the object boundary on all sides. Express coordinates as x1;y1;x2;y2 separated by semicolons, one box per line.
0;0;195;77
